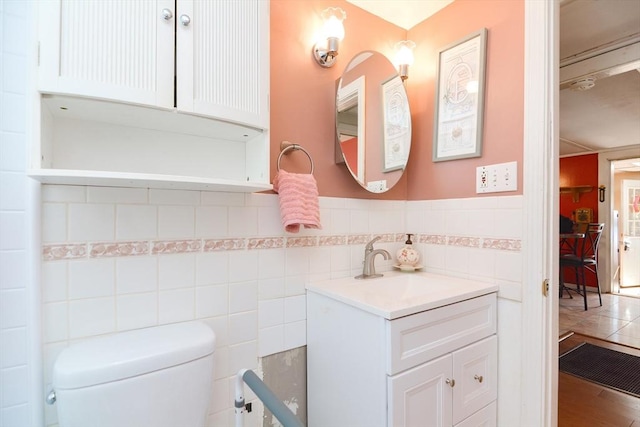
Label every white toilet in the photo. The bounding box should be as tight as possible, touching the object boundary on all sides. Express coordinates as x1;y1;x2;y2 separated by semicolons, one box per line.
51;321;215;427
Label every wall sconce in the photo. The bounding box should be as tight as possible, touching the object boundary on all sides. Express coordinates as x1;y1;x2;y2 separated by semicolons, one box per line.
599;185;606;203
313;7;347;68
395;40;415;81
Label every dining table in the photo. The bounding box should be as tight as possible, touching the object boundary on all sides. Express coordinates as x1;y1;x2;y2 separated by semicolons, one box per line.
560;232;585;255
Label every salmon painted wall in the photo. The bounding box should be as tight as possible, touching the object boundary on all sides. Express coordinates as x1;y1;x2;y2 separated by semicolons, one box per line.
559;154;599;222
406;0;524;200
270;0;524;200
270;0;407;199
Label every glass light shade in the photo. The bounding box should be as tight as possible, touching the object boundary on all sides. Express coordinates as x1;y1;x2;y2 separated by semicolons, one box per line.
395;40;416;66
321;7;346;40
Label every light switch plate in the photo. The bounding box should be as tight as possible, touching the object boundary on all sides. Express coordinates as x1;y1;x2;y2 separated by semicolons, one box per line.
476;161;518;193
367;180;387;192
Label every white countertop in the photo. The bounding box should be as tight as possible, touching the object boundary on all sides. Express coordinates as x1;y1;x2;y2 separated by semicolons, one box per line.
306;271;499;320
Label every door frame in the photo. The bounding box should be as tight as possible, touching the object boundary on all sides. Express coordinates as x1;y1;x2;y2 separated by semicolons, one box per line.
522;0;558;425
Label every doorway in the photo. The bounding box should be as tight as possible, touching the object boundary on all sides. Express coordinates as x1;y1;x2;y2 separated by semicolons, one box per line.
612;159;640;297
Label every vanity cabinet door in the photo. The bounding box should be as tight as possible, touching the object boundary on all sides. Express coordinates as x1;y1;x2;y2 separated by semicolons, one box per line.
38;0;175;108
452;336;498;425
388;354;453;427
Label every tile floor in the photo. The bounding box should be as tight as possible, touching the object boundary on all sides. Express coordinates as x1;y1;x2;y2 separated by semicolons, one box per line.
559;288;640;348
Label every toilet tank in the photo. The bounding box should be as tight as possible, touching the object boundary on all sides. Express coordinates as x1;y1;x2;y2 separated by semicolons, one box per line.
52;321;215;427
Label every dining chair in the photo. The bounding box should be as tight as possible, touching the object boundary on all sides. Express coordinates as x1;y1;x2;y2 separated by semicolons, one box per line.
559;223;604;310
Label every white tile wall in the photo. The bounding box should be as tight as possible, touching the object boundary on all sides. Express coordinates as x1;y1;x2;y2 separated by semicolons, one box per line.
0;2;33;426
0;4;527;425
39;186;523;425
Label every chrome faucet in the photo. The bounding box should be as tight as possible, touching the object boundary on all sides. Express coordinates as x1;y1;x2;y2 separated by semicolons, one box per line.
355;236;391;279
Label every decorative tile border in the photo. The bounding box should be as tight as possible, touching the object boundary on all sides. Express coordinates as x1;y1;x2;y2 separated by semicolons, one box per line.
348;234;372;245
203;238;245;252
319;235;346;246
482;238;522;251
248;237;285;250
448;236;481;248
286;237;318;248
420;234;447;245
43;233;522;260
90;241;148;258
152;240;202;254
43;244;87;261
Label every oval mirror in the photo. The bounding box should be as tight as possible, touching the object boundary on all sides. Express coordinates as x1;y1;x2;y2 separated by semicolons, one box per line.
336;51;411;193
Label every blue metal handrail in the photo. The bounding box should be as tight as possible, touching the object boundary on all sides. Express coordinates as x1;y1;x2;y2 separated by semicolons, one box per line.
235;369;304;427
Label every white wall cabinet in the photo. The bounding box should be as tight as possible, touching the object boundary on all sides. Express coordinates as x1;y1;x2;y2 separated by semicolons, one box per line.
33;0;270;192
307;292;498;427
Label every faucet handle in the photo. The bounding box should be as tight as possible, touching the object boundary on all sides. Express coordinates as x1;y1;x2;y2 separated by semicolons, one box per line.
365;236;382;252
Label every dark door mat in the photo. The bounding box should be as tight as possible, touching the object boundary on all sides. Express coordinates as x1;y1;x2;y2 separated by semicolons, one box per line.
559;342;640;397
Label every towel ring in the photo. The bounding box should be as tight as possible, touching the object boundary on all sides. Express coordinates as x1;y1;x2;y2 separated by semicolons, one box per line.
277;141;314;174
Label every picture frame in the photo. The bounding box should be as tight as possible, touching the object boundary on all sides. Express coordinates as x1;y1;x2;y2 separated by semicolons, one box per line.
575;207;593;224
381;74;411;172
433;28;488;162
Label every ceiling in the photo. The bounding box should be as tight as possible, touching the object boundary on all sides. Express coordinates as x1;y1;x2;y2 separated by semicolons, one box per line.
346;0;453;30
347;0;640;165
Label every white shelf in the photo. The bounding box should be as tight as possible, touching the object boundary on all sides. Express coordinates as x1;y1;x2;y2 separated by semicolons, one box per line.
29;169;273;193
36;95;271;193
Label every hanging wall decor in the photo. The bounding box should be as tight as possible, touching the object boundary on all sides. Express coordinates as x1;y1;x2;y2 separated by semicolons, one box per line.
433;28;488;162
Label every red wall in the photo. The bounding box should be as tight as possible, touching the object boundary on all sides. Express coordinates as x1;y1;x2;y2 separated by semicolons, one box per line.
270;0;525;200
559;153;599;288
559;154;599;222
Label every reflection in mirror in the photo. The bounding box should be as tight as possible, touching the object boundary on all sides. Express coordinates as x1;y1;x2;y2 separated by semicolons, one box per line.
336;51;411;193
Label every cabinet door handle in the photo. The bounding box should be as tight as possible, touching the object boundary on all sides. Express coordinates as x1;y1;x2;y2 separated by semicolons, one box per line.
161;8;173;20
474;375;484;383
445;378;455;387
180;14;191;26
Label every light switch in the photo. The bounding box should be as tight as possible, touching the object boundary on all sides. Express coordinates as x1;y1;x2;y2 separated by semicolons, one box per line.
476;161;518;193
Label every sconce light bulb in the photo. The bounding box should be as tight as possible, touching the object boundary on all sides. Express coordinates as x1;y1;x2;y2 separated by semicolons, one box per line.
321;7;346;40
395;40;416;66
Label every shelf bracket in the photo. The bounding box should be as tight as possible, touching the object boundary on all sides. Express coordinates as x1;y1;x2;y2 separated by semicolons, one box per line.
559;185;593;202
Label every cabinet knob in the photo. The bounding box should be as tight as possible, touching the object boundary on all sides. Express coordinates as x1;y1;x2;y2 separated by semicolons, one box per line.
161;8;173;20
180;14;191;26
474;374;484;383
445;378;455;387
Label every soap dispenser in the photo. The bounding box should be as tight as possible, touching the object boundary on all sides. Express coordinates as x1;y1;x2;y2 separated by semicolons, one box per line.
396;234;420;268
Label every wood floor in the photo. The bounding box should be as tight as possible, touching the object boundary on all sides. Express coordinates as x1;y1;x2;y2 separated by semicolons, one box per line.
558;330;640;426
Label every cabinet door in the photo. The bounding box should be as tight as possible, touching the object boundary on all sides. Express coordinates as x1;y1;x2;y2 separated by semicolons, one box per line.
176;0;269;129
452;336;497;425
388;355;453;427
38;0;174;108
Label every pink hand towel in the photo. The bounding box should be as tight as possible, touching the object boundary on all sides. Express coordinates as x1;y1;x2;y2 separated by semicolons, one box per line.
273;170;321;233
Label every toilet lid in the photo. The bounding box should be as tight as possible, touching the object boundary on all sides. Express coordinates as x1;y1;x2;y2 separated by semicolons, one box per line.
53;321;215;389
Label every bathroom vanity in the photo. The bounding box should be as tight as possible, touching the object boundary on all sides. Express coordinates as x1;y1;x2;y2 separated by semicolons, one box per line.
306;272;499;427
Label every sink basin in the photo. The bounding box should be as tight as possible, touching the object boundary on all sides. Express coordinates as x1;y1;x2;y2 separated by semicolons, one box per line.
361;274;452;300
306;271;498;319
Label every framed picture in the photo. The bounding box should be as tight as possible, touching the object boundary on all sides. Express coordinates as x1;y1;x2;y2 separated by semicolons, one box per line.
381;74;411;172
575;208;593;224
433;28;488;162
